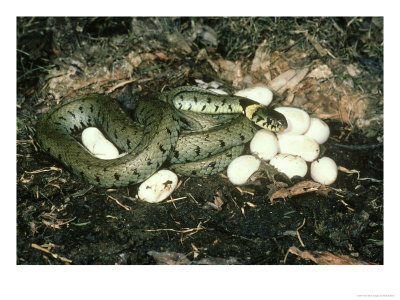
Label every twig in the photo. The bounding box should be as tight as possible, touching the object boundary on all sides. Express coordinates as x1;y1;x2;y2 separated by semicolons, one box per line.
107;195;131;211
105;78;138;94
296;218;306;247
31;243;72;263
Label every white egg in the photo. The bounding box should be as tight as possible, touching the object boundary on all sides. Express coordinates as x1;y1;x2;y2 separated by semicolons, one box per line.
278;134;320;162
138;170;178;203
208;88;228;95
82;127;120;159
270;154;308;179
274;107;311;135
250;129;279;161
234;86;273;106
310;157;338;185
304;117;330;144
227;155;261;185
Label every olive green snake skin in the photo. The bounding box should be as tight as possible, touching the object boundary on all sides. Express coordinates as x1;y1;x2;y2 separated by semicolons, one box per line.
36;86;287;187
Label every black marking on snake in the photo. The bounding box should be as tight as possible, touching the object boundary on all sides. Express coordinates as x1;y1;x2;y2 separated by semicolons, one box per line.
58;116;66;121
255;116;264;123
178;102;183;109
228;104;233;111
156;162;161;168
159;144;166;154
188;103;192;111
54;122;62;126
180;95;184;100
222;98;227;106
201;105;207;111
219;140;226;147
68;111;76;118
95;176;101;183
239;98;257;110
73;125;79;132
166;127;172;135
207;97;212;103
207;151;213;158
97;110;101;118
80;121;85;128
114;130;118;140
103;168;108;172
57;153;62;160
174;150;179;158
133;169;138;175
194;96;198;103
90;104;94;113
147;159;152;166
191;170;197;175
195;146;201;156
80;171;85;178
263;120;271;128
214;105;219;112
240;134;245;141
126;139;131;149
208;161;216;168
226;152;233;158
78;106;83;113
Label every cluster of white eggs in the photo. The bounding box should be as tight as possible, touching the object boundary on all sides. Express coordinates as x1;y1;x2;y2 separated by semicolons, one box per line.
81;86;337;203
227;87;337;187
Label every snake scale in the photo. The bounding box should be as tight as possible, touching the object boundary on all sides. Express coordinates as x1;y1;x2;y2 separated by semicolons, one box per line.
36;86;287;187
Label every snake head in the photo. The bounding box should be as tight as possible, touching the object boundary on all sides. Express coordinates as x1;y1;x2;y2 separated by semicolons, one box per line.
245;104;288;132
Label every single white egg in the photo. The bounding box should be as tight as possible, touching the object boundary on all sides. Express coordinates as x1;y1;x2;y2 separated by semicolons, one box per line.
270;154;308;179
138;170;178;203
304;117;330;144
278;134;320;162
208;88;228;95
310;157;338;185
274;107;311;135
227;155;261;185
234;86;273;106
82;127;120;159
250;129;279;161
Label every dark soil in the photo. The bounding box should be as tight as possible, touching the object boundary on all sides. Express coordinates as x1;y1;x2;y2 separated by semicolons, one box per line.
17;17;383;265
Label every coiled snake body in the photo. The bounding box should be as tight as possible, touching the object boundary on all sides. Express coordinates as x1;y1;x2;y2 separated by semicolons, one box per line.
36;86;287;187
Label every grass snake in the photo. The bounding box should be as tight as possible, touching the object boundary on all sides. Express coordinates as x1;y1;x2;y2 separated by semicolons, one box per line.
36;86;287;187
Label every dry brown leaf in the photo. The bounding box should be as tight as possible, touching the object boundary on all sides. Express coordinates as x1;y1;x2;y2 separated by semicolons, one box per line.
288;246;370;265
307;64;333;79
147;250;191;265
306;34;335;58
127;51;142;67
269;67;308;95
154;51;169;61
346;64;362;77
302;92;340;120
140;53;157;61
165;32;192;53
195;257;238;265
269;181;330;204
251;40;270;73
217;59;243;87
